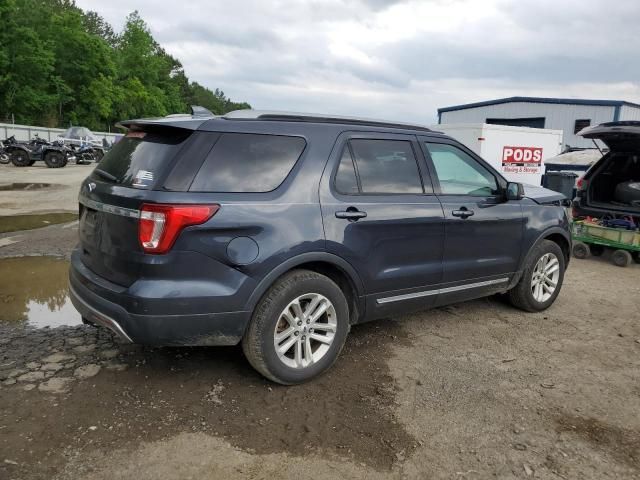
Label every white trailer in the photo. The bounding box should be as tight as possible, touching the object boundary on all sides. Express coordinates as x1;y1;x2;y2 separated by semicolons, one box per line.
433;123;563;186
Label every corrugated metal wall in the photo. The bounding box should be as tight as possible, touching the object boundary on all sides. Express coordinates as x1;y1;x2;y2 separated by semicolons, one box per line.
440;102;616;148
620;105;640;121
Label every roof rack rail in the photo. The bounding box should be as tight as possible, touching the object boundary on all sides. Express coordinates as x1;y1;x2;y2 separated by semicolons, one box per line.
222;110;433;132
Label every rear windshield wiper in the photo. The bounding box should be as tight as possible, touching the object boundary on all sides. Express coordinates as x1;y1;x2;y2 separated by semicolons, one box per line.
93;168;118;183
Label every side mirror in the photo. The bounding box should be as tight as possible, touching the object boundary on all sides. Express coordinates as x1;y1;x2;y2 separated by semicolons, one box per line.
505;182;524;201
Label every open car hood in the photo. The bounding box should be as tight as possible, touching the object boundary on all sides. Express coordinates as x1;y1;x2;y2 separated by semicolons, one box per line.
578;121;640;150
522;184;567;205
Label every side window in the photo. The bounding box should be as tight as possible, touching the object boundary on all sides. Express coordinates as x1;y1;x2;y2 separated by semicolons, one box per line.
425;143;499;196
335;148;359;194
348;139;423;194
190;133;306;192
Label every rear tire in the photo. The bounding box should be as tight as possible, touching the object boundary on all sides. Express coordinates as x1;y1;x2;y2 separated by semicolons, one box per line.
589;244;605;257
612;249;632;268
242;270;350;385
508;240;565;312
572;241;590;259
44;151;67;168
10;150;31;167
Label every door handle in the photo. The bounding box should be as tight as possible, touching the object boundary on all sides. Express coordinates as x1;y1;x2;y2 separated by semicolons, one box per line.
452;208;474;219
335;207;367;221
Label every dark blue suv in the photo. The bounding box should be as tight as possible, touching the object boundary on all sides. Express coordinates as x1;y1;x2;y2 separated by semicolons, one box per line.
69;110;570;384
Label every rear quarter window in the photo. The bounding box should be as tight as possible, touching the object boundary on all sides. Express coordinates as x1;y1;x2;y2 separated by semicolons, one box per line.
94;130;191;188
189;133;306;193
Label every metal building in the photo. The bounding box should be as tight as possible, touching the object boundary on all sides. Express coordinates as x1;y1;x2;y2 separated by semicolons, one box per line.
437;97;640;148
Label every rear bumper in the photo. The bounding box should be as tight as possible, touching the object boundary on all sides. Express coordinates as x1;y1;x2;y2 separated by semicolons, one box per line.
69;251;250;346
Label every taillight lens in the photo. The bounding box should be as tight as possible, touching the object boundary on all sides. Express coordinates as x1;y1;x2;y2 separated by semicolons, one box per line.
138;203;219;254
576;176;587;191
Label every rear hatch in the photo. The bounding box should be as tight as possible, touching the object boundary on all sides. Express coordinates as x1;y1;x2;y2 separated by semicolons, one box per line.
579;121;640;151
78;126;195;286
577;122;640;214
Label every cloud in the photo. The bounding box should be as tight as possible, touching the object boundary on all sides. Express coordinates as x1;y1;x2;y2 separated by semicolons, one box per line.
75;0;640;124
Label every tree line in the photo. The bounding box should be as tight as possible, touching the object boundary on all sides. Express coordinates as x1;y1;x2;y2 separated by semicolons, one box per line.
0;0;251;131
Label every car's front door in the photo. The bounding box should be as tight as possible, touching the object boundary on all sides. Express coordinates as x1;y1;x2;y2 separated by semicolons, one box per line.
320;132;445;319
420;137;524;305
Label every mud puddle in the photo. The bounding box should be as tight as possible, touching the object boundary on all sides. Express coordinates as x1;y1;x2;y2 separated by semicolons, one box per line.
0;212;78;234
0;182;56;191
0;256;81;328
0;321;416;478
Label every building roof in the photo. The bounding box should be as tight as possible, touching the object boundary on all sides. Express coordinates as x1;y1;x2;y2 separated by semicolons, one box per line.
438;96;640;114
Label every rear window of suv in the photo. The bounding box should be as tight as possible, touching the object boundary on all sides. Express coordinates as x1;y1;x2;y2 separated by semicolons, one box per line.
189;133;306;192
94;130;191;189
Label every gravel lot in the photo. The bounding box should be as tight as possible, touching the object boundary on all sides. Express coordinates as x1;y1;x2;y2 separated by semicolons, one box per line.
1;167;639;479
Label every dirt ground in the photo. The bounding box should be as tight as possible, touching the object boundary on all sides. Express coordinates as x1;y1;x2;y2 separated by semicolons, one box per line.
0;167;639;479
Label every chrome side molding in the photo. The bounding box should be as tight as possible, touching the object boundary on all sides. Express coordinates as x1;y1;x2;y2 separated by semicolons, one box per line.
377;277;509;305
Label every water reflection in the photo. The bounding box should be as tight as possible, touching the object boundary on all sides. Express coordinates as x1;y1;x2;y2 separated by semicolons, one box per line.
0;256;81;327
0;212;78;234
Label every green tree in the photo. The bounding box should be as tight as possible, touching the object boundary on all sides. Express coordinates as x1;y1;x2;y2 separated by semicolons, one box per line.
0;2;250;129
0;0;57;124
83;10;118;47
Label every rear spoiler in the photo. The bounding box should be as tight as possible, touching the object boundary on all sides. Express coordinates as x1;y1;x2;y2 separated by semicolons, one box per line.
116;105;216;131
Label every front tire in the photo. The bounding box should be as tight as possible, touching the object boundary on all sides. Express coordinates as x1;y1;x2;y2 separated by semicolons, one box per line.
509;240;565;312
572;241;590;259
10;150;31;167
242;270;350;385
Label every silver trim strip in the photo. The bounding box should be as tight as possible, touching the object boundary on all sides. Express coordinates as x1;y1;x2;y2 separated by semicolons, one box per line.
376;277;510;305
69;284;134;343
377;289;438;304
79;196;140;219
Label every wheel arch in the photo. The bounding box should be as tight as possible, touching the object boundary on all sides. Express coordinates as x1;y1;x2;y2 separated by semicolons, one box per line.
528;227;571;266
542;230;571;265
247;253;365;325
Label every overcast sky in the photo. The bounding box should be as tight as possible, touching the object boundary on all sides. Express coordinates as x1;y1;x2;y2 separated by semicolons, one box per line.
76;0;640;124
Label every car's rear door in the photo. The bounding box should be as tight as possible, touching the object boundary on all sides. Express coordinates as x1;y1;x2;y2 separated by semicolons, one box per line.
320;132;445;319
419;137;524;305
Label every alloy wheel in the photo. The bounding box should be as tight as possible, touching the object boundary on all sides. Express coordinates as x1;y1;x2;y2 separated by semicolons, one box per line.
273;293;337;369
531;253;560;303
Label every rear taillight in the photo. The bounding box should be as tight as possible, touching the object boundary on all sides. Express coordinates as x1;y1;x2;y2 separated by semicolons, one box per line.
576;176;587;191
138;203;219;254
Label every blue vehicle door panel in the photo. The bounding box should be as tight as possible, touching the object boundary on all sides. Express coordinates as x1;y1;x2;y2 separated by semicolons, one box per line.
420;137;524;304
319;132;445;318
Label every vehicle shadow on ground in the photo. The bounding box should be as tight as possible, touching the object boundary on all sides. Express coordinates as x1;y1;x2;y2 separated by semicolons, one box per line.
0;319;417;479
